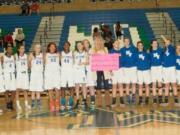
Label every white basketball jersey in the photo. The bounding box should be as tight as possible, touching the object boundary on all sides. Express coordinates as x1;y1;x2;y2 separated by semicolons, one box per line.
61;51;73;69
74;51;87;69
45;53;60;71
0;61;2;74
3;55;15;73
31;53;43;72
16;54;28;72
85;49;92;70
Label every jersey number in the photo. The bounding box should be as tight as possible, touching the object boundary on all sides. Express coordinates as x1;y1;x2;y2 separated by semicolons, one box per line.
64;59;69;63
51;58;56;62
36;60;42;65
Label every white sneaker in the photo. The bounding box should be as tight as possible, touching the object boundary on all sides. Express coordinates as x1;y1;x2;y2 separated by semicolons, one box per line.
25;105;31;110
0;109;3;114
160;103;169;107
16;105;22;112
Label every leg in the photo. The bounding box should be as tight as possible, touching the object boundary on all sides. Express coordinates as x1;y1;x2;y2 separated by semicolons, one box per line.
55;88;60;111
125;83;130;104
158;82;163;104
105;90;110;107
112;84;117;106
31;91;36;108
132;83;136;104
139;84;143;105
16;89;21;110
152;82;157;104
119;83;125;105
36;92;42;110
75;84;80;108
172;83;179;105
24;90;30;109
97;90;102;107
82;84;87;108
145;84;150;105
89;86;95;103
164;83;170;105
60;88;66;112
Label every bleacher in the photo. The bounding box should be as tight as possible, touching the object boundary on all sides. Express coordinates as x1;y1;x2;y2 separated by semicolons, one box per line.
0;8;180;52
168;9;180;30
0;15;41;52
58;10;155;50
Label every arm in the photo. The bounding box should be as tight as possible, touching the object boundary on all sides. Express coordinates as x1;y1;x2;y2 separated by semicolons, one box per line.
43;53;46;65
28;53;33;70
160;35;167;42
59;52;61;65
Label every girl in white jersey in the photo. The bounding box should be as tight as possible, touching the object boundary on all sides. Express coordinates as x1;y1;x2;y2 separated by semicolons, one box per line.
29;44;44;110
2;44;16;110
15;44;31;111
0;55;5;93
82;39;96;108
74;41;88;109
0;55;5;113
45;42;61;112
60;42;74;112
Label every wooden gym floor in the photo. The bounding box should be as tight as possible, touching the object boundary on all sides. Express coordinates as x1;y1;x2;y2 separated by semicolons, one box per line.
0;96;180;135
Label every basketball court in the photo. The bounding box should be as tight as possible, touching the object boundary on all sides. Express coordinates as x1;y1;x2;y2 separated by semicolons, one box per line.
1;96;180;135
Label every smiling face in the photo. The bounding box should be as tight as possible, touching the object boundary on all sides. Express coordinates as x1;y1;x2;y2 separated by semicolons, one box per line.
6;46;13;55
83;40;90;51
34;44;41;55
137;42;144;52
49;43;57;53
77;42;83;52
176;45;180;55
124;38;130;47
113;40;120;50
64;42;70;52
151;40;158;50
18;45;25;55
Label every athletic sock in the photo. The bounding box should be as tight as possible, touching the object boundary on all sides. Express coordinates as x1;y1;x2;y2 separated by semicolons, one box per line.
76;99;79;106
112;97;116;105
16;100;20;107
132;94;136;103
90;96;95;103
68;96;74;106
31;99;35;108
126;95;130;104
9;100;13;110
25;100;28;106
120;97;124;104
145;97;149;105
83;98;87;104
153;96;157;103
139;96;143;104
165;96;169;103
174;96;179;103
158;96;162;104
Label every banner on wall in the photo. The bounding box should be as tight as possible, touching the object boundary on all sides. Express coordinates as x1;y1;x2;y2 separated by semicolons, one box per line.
91;54;119;71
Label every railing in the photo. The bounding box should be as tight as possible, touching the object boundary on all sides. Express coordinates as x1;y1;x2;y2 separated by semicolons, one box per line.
159;12;177;46
39;2;55;52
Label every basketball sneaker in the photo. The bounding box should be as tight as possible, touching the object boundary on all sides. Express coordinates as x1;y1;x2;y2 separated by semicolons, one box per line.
60;98;66;113
55;99;60;111
49;100;55;112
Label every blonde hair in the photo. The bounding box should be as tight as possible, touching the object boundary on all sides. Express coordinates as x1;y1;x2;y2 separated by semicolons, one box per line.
32;44;42;57
93;37;106;53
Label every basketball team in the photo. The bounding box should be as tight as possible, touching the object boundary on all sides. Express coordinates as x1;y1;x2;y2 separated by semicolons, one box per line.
0;35;180;113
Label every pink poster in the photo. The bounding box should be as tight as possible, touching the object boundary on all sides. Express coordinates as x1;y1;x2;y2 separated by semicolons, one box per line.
91;54;119;71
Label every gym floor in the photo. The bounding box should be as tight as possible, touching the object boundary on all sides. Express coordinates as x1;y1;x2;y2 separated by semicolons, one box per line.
0;96;180;135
